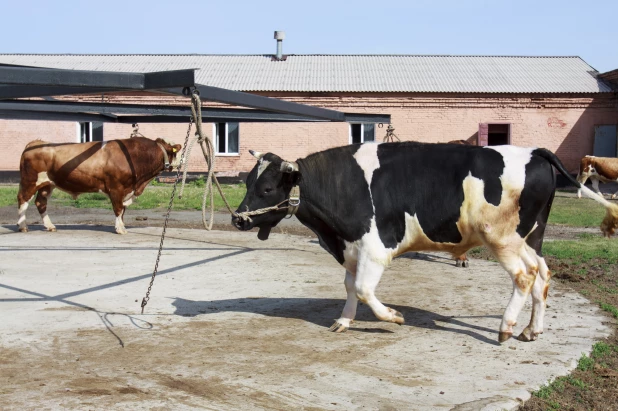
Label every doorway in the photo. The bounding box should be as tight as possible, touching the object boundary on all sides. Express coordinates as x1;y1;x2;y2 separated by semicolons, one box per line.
478;123;511;146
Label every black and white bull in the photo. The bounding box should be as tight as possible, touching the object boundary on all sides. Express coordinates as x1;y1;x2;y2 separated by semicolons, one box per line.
232;142;618;343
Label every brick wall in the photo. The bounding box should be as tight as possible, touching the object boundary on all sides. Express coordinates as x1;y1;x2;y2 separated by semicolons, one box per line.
2;92;617;174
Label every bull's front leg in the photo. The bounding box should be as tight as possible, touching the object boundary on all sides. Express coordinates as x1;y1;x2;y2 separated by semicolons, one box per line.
329;270;358;333
355;251;404;325
110;191;128;234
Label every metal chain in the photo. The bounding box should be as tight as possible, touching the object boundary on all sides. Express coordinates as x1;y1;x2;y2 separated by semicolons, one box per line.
140;115;194;314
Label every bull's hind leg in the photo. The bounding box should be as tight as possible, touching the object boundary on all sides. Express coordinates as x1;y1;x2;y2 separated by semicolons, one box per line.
35;184;56;232
329;270;358;333
353;250;404;325
491;241;536;343
17;181;38;232
518;250;550;342
455;253;469;268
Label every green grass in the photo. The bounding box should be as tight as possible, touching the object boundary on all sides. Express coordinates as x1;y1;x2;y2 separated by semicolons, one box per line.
0;186;18;208
0;182;246;212
600;303;618;319
542;233;618;264
548;196;608;227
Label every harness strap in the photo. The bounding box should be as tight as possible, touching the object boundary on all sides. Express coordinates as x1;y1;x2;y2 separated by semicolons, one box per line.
157;143;171;171
286;185;301;218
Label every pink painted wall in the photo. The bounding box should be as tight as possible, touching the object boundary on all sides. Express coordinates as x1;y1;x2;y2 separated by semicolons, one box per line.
2;93;617;174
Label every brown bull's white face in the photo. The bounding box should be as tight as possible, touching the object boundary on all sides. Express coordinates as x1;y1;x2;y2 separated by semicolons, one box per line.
232;150;299;240
155;138;183;167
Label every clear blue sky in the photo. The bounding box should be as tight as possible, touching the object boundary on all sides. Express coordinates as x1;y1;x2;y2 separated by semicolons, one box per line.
2;0;617;72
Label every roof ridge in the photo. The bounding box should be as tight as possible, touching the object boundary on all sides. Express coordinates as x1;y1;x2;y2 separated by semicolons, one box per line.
0;53;585;58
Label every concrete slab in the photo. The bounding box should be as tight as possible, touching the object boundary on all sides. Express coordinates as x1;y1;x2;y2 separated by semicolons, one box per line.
0;225;610;410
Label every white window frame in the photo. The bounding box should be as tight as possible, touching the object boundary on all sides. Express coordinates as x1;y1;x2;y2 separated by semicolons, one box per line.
76;122;93;143
349;123;376;144
213;122;240;156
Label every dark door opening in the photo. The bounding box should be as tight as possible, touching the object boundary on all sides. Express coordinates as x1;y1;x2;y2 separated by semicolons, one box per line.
488;124;510;145
478;123;511;146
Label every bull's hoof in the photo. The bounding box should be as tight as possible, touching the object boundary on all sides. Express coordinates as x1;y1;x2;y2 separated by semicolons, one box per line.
517;327;539;342
461;260;469;268
328;320;349;333
455;260;462;267
498;331;512;343
18;227;28;233
116;228;128;235
46;227;57;232
388;308;405;325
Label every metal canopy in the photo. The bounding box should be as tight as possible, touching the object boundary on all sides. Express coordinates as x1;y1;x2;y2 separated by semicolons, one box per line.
0;64;390;124
0;100;391;124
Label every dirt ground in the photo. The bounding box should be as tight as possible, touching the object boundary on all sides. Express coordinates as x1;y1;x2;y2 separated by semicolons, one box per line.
0;208;612;410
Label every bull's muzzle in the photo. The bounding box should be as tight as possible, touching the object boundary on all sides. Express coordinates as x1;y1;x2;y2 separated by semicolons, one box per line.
232;215;250;230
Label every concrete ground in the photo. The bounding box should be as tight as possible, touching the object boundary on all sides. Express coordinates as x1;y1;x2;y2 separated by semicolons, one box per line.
0;224;611;411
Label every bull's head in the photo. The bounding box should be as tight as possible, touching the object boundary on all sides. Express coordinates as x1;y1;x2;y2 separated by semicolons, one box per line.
155;138;183;171
232;150;300;240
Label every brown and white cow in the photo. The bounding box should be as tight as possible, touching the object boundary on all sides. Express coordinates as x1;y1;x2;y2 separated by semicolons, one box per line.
577;155;618;199
17;137;182;234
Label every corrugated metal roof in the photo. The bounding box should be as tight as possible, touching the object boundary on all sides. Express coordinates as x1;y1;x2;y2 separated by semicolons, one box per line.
0;54;611;93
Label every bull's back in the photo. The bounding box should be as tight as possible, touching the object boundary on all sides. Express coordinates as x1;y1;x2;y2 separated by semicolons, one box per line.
20;141;108;191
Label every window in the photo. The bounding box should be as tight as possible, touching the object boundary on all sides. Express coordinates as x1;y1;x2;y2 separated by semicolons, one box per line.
77;122;103;143
78;122;91;143
214;122;239;155
349;123;375;144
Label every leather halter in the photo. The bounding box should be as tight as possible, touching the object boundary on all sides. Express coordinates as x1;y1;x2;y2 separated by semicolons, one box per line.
286;185;301;218
157;143;172;171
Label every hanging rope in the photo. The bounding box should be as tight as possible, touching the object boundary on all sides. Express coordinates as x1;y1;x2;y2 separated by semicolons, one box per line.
178;91;297;229
178;91;239;230
382;124;401;143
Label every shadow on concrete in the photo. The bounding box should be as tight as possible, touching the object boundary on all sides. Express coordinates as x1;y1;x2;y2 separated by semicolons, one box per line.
1;223;117;234
171;297;502;346
397;252;455;266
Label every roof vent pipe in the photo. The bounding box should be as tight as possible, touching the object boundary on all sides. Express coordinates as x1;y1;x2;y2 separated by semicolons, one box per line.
274;31;285;60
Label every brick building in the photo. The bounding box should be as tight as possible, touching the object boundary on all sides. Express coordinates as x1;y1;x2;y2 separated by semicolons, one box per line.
1;53;617;180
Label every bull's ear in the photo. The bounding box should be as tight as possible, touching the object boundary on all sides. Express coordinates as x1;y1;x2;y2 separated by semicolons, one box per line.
172;144;182;153
249;150;264;159
280;161;299;173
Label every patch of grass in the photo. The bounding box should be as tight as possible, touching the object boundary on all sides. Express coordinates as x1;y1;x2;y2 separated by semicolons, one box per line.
577;353;594;371
591;341;617;359
548;196;608;227
566;376;587;390
0;184;247;212
534;377;566;399
0;186;18;208
542;234;618;264
600;303;618;319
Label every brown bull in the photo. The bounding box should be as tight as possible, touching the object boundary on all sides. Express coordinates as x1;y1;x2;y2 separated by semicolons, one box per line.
17;137;181;234
576;155;618;199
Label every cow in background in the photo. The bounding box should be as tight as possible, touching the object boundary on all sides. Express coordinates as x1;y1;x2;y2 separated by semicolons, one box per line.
576;155;618;199
233;142;618;342
17;137;182;234
448;139;474;145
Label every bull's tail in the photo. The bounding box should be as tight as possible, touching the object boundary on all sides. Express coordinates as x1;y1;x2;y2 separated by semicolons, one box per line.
535;148;618;237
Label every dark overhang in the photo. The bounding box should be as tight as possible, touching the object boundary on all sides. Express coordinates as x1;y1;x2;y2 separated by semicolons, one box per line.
0;100;391;124
0;64;390;124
